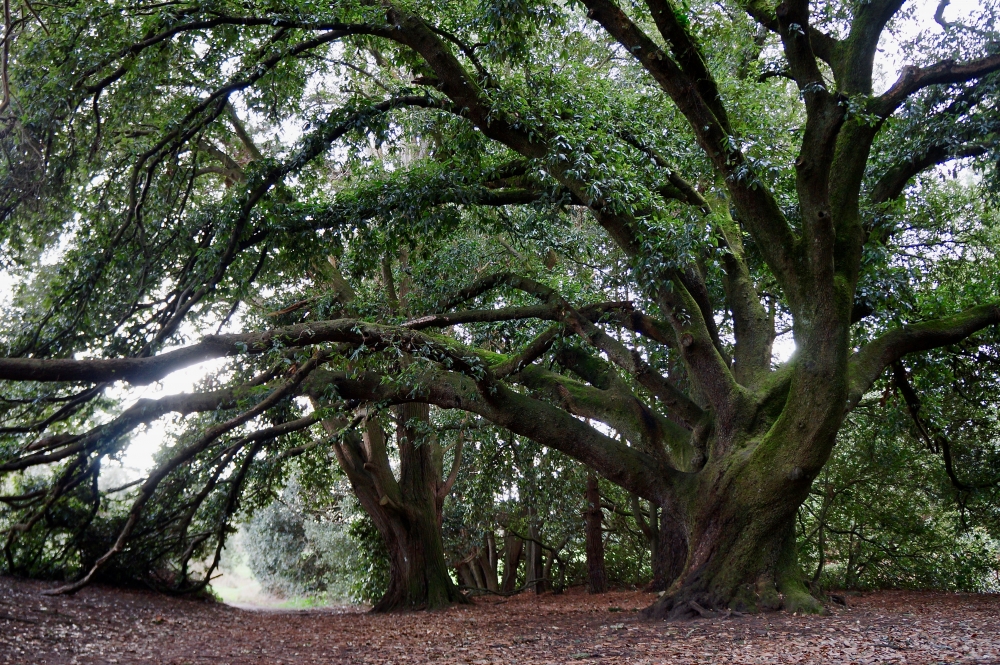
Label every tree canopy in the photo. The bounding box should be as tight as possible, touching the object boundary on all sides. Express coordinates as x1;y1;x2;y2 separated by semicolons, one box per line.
0;0;998;616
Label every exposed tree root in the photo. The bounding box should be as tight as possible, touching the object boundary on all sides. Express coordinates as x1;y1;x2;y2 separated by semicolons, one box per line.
640;580;827;621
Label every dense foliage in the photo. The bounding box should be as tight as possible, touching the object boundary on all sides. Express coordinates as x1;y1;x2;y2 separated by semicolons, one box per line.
242;476;364;600
0;0;998;615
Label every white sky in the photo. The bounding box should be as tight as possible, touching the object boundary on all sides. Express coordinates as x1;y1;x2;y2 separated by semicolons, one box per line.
113;356;230;472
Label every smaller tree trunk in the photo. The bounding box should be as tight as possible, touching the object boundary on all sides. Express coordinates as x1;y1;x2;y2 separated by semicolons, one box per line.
630;494;686;592
468;552;487;590
457;562;477;590
584;474;608;593
650;509;688;593
486;532;499;576
500;533;523;593
479;537;500;592
542;549;554;592
371;506;463;612
527;510;545;594
525;539;541;593
647;530;666;592
317;406;465;612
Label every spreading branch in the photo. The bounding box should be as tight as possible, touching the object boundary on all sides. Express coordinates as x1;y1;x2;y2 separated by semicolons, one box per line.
877;51;1000;116
870;142;988;205
847;303;1000;410
580;0;799;293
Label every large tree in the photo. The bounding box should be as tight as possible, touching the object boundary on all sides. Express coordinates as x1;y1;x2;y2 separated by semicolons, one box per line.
0;0;998;616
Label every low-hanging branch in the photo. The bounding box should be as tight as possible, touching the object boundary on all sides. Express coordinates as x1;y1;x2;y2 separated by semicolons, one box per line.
0;285;671;398
877;50;1000;115
44;351;325;595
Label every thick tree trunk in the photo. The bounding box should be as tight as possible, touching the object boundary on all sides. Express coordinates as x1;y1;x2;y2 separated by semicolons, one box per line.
643;464;822;619
373;403;464;610
584;475;607;593
317;403;465;612
369;500;463;612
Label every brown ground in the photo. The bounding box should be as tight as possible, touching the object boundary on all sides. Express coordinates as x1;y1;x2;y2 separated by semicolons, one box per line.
1;576;998;664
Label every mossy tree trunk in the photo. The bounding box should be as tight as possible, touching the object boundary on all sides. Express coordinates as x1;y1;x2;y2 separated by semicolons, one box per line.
314;402;465;611
643;454;825;618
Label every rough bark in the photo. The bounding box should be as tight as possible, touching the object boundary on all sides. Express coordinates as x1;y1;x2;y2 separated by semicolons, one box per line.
584;475;608;594
651;509;689;594
642;510;815;620
368;497;462;612
632;495;687;593
316;405;465;612
642;428;828;619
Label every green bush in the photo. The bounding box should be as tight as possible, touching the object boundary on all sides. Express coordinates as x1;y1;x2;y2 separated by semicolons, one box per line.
243;478;387;603
798;402;1000;593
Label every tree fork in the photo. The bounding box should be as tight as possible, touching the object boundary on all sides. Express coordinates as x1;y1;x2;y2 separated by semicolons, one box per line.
643;452;828;618
319;408;466;611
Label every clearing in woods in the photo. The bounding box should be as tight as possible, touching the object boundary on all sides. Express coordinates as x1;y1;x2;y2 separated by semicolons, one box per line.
0;576;997;664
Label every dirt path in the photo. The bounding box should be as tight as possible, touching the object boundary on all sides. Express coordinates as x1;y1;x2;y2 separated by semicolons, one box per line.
1;576;997;664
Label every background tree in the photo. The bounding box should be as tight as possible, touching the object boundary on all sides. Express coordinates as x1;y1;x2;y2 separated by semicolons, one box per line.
584;473;608;594
242;475;369;601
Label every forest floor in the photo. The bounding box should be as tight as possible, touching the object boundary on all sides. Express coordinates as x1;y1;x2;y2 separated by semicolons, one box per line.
0;576;998;664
